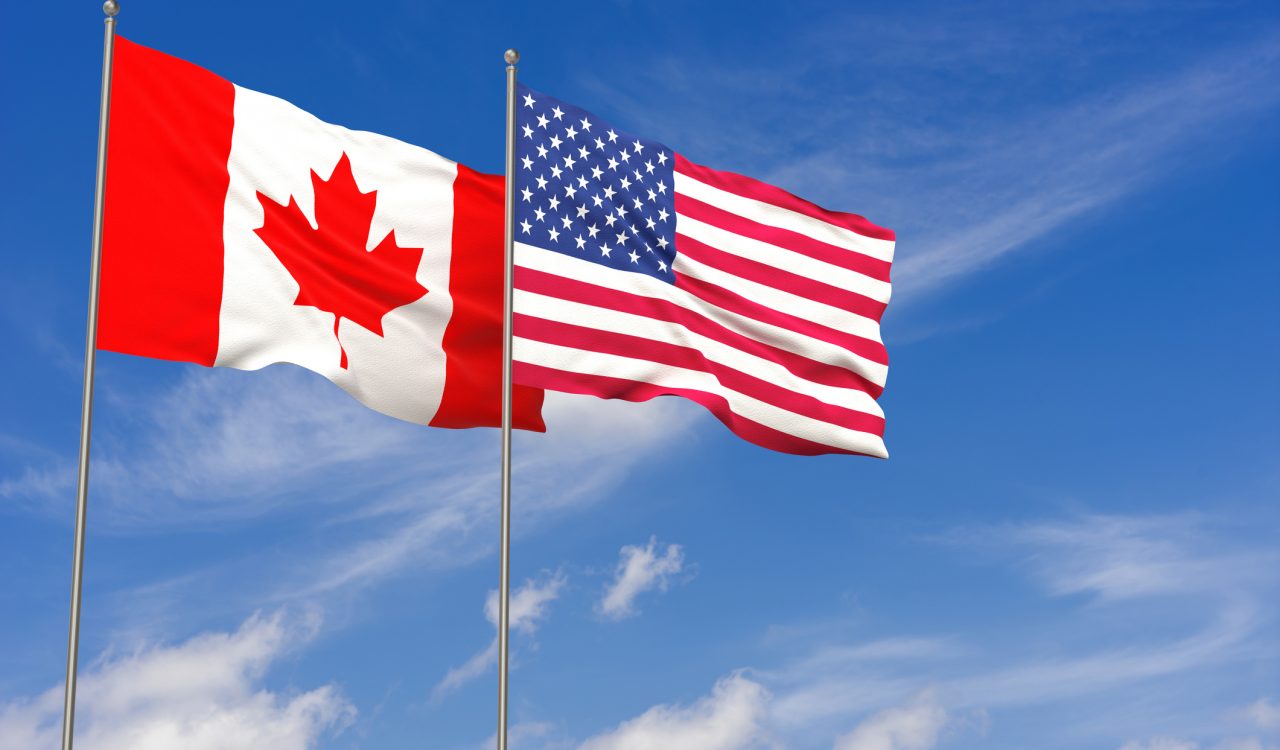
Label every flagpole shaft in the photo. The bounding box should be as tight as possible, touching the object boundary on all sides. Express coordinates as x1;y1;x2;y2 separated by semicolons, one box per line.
497;47;519;750
61;4;118;750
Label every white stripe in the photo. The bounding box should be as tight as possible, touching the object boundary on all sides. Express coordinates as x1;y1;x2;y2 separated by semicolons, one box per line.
515;243;888;386
514;337;889;457
674;170;896;263
676;214;892;303
674;254;884;343
515;288;884;418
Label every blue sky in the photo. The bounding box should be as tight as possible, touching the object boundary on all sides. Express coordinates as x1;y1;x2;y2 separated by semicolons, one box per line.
2;1;1278;749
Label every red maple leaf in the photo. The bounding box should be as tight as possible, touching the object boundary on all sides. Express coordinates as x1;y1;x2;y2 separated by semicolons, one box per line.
254;153;427;369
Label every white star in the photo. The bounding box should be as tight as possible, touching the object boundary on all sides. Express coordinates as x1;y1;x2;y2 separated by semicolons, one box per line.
550;165;563;179
619;176;632;190
536;175;548;190
577;175;589;189
630;223;640;235
561;215;573;229
548;195;560;211
536;113;549;129
580;117;592;132
646;189;657;202
594;137;605;151
549;134;562;150
590;165;604;180
575;235;586;249
656;259;667;272
656;180;667;194
645;160;655;174
629;250;640;264
616;204;628;216
633;169;643;182
578;145;589;160
657;208;669;222
521;124;533;139
607;129;619;143
646;217;656;230
632;197;643;210
591;193;604;207
619;150;631;163
633;140;644;153
603;213;617;227
548;226;560;241
576;204;589;218
564;184;577;199
607;157;619;172
563;154;576;170
565;125;578;140
656;151;668;165
587;223;599;238
600;244;612;257
603;185;616;200
551;105;564;120
520;155;533;171
523;93;536;108
657;236;669;249
536;144;548;159
520;187;533;203
533;206;546;222
615;230;629;245
520;219;532;235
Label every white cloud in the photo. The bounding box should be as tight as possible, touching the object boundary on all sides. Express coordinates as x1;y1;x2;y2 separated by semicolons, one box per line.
485;570;569;634
1119;740;1199;750
578;673;770;750
598;537;686;620
833;690;949;750
993;514;1278;603
0;611;352;750
433;572;567;700
1241;698;1280;732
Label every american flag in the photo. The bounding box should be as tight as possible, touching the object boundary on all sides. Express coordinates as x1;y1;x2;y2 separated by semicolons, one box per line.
512;85;894;457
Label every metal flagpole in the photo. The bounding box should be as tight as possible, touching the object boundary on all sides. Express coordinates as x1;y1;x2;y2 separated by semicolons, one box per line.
497;47;519;750
61;2;119;749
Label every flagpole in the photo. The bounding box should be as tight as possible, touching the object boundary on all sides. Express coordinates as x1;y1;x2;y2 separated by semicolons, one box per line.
61;3;119;749
497;47;519;750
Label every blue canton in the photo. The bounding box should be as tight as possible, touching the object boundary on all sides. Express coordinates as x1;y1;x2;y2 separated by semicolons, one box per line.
514;84;677;283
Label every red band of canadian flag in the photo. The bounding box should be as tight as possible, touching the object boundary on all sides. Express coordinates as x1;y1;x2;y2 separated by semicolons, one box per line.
99;37;544;431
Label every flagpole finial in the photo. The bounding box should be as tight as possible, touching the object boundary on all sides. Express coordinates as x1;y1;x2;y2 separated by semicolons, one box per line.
504;49;519;66
103;0;119;17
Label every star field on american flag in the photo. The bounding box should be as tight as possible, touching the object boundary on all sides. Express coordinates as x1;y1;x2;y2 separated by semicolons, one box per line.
515;84;677;282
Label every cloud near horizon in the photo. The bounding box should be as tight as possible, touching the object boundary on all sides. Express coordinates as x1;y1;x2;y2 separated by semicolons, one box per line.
0;611;352;750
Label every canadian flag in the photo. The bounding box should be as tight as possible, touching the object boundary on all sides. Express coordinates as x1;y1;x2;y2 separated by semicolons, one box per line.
100;37;544;431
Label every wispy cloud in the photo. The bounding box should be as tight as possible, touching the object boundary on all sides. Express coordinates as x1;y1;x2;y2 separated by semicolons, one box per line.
597;537;686;621
432;571;567;700
833;689;949;750
0;611;353;750
763;510;1277;744
576;14;1280;310
577;672;771;750
2;366;703;643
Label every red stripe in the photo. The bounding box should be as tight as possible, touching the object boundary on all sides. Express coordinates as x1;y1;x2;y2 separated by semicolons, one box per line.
675;233;888;322
433;167;545;431
674;154;896;242
515;266;884;396
675;273;889;367
514;362;878;457
98;36;232;365
675;193;891;283
516;314;885;436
